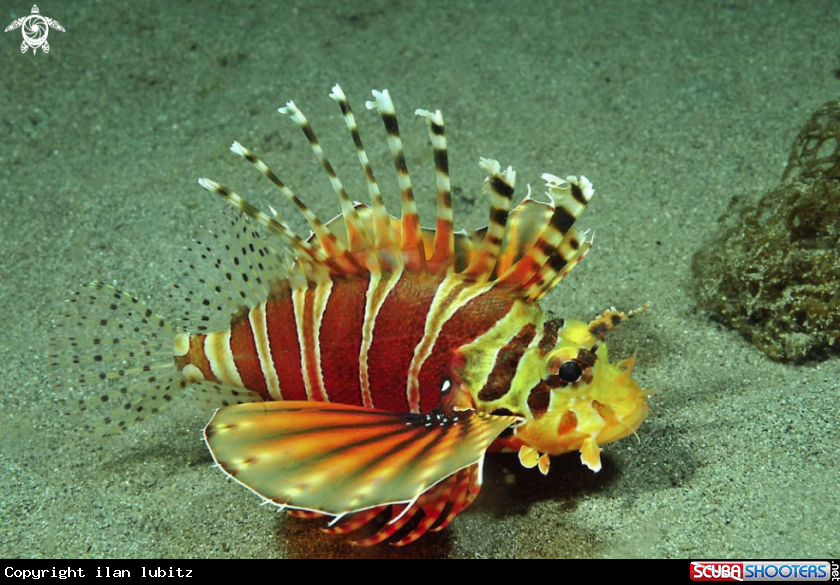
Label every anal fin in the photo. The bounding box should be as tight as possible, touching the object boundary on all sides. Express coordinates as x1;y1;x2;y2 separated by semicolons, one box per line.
322;462;480;546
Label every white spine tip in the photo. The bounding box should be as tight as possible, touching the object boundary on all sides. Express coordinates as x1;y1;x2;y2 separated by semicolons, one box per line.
541;173;595;201
578;175;595;199
197;178;217;191
415;108;443;125
230;141;247;157
541;173;563;186
280;100;305;124
481;160;516;188
365;89;393;113
506;166;517;186
479;157;501;175
279;100;297;116
329;84;346;102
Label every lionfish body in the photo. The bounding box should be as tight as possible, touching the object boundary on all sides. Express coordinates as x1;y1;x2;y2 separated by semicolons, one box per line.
56;87;649;546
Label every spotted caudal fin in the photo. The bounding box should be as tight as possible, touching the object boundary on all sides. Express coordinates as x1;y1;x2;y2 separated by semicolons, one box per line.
49;210;272;435
48;281;190;435
204;400;518;545
200;86;594;301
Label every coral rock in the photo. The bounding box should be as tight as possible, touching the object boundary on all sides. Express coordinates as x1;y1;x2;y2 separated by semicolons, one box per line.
693;101;840;362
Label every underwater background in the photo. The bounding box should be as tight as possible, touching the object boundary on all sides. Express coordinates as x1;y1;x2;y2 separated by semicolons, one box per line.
1;0;838;558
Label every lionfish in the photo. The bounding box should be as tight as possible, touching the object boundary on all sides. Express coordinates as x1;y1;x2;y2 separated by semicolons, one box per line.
54;86;650;546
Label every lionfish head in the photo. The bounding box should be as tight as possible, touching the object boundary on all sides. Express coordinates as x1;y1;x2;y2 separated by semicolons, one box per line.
500;308;650;475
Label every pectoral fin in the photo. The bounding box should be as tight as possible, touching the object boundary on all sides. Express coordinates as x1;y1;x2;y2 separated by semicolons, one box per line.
203;401;518;518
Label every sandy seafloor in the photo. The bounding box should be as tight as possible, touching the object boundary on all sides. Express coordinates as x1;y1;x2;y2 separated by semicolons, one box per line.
1;0;838;559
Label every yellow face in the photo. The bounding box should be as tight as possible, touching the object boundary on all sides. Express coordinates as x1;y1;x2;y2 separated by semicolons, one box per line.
465;317;650;474
513;321;649;473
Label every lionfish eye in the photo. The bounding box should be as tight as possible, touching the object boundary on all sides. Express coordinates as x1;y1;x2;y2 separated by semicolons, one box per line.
557;360;584;383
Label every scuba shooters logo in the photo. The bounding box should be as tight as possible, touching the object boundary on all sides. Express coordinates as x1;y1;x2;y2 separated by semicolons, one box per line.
692;563;745;582
690;561;834;582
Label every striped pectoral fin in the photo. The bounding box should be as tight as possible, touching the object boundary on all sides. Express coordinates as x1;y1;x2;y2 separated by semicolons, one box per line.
203;401;518;532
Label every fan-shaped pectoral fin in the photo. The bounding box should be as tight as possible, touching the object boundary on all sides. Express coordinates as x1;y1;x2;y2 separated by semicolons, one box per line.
203;401;519;519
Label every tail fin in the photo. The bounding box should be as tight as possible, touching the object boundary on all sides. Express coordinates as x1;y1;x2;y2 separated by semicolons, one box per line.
48;281;190;435
49;210;273;435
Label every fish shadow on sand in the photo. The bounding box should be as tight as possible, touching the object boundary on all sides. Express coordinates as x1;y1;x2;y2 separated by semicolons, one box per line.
282;517;454;559
477;438;699;519
477;453;622;518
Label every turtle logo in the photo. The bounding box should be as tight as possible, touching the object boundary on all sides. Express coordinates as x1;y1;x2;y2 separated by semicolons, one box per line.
5;5;64;54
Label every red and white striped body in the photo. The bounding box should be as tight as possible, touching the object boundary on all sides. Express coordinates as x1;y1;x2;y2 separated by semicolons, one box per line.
177;270;547;417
